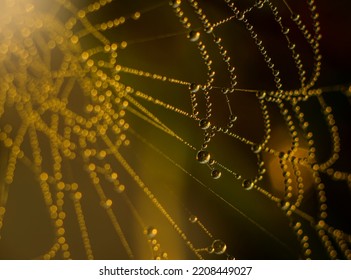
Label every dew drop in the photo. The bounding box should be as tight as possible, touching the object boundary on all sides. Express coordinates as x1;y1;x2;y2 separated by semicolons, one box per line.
282;27;290;35
256;0;264;9
237;13;245;21
196;150;210;164
289;43;296;50
145;226;158;239
212;239;227;255
204;25;213;34
132;12;141;20
211;169;222;179
114;184;125;193
221;88;230;94
242;179;254;190
251;144;262;154
189;83;201;93
189;215;198;223
259;168;266;175
204;136;211;143
291;13;300;22
199;119;211;130
279;201;291;211
207;246;215;254
101;199;113;209
229;115;238;122
169;0;181;8
257;91;266;99
188;30;200;42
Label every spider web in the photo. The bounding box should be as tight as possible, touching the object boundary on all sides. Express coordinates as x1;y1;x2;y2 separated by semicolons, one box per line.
0;0;350;260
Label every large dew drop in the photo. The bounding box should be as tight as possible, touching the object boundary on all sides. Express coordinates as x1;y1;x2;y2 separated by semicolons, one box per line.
212;239;227;255
196;150;210;164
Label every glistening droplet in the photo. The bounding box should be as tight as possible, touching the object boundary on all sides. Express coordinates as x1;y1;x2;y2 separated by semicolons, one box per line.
257;91;266;99
145;226;158;239
242;179;254;190
189;215;198;223
196;150;210;164
251;144;262;154
212;239;227;255
199;119;211;130
189;83;201;93
211;169;221;179
169;0;181;7
188;30;200;42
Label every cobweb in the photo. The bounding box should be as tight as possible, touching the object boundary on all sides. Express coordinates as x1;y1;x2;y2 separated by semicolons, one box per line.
0;0;350;260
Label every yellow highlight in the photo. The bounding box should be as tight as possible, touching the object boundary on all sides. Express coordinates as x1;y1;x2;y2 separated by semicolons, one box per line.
74;192;82;200
105;199;112;207
58;237;66;244
40;172;49;181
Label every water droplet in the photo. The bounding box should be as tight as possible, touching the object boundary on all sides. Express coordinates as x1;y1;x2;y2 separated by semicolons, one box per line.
199;119;211;130
101;199;113;209
229;66;235;73
207;246;215;254
251;144;262;154
289;43;296;50
279;201;291;211
211;169;222;179
196;150;210;164
279;152;288;159
145;226;158;239
189;215;198;223
282;27;290;34
214;36;222;43
221;88;230;94
189;83;201;93
229;115;237;122
237;13;245;21
291;13;300;22
169;0;181;8
257;91;266;99
259;168;266;175
204;136;211;143
114;184;125;193
212;239;227;255
256;0;264;9
132;12;141;20
242;179;254;190
204;25;213;34
188;30;200;42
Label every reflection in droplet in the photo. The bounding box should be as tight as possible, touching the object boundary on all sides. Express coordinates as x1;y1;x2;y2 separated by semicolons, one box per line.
211;169;221;179
196;150;210;164
188;30;200;42
189;215;198;223
212;239;227;255
242;179;254;190
189;83;201;93
145;226;158;239
251;144;262;154
199;119;211;130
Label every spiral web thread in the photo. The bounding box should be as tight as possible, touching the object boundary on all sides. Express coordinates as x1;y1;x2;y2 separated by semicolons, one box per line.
0;0;350;259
